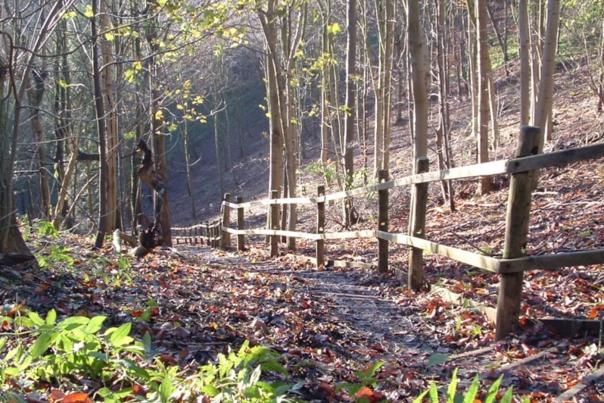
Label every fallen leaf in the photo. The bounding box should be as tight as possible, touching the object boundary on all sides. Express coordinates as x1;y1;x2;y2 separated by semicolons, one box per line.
63;392;92;403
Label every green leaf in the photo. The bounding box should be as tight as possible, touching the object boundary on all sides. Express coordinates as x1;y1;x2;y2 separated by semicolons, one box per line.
427;353;449;367
429;382;439;402
249;365;262;385
30;332;52;358
60;316;90;330
85;316;106;334
446;368;459;403
159;376;173;403
463;375;480;403
201;384;219;397
413;389;430;403
45;309;57;326
484;375;503;403
500;387;514;403
28;311;45;327
109;323;132;347
143;332;153;358
327;22;341;35
84;5;94;18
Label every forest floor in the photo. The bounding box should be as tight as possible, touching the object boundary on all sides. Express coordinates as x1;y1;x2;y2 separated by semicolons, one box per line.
3;211;603;401
4;58;604;402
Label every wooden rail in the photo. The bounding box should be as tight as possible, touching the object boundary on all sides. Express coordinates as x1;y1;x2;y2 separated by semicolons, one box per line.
172;128;604;339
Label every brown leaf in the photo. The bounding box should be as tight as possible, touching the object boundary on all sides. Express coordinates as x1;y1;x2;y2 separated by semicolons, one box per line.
63;392;92;403
49;389;65;403
159;354;178;365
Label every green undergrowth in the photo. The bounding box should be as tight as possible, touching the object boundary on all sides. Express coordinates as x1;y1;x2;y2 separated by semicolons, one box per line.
414;368;514;403
0;308;293;402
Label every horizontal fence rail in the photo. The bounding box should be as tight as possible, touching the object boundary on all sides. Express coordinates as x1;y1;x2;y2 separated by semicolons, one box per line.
172;130;604;340
220;142;604;208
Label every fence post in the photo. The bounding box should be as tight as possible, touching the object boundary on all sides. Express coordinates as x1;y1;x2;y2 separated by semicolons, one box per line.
214;222;220;248
221;193;231;249
270;190;279;257
496;126;540;340
205;221;210;246
408;156;430;290
237;196;245;251
378;170;389;273
316;185;325;267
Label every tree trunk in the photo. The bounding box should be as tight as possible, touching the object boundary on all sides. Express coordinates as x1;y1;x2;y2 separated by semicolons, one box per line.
182;119;197;219
100;0;119;231
533;0;561;150
467;2;479;157
343;0;357;226
320;21;330;167
408;0;428;159
92;0;109;249
28;70;51;218
147;19;172;247
436;0;455;210
476;0;492;194
518;0;531;125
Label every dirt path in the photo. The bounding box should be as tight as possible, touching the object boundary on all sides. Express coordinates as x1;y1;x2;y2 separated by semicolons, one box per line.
176;244;603;401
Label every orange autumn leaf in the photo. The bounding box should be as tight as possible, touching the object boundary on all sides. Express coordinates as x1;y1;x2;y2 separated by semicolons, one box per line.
586;304;604;320
49;389;65;403
63;392;92;403
355;386;385;403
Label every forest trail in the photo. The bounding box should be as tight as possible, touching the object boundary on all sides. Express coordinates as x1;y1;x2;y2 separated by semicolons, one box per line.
174;243;604;400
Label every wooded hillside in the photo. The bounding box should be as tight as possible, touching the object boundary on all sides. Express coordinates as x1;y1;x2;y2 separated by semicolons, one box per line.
0;0;603;401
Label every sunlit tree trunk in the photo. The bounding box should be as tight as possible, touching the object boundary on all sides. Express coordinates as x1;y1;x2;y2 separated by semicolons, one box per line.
533;0;561;149
408;0;428;159
343;0;357;226
100;0;119;231
92;0;109;249
476;0;492;194
435;0;455;210
518;0;531;125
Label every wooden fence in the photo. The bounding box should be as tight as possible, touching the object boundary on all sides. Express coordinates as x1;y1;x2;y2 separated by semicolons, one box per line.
172;127;604;339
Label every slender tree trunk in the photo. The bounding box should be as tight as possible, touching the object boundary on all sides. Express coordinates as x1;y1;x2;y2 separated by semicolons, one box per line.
92;0;109;249
28;70;51;218
320;21;330;167
487;2;508;74
182;119;196;218
343;0;357;226
436;0;455;210
519;0;531;125
476;0;492;194
408;0;428;159
214;108;225;197
467;2;479;156
147;23;172;247
381;0;395;171
529;0;542;121
533;0;561;149
100;0;119;231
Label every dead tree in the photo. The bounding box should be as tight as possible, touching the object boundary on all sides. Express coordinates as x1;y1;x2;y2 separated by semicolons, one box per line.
131;138;167;257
